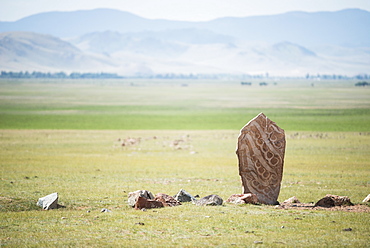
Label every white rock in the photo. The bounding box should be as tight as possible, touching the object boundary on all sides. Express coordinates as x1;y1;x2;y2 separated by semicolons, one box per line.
37;192;58;210
362;194;370;202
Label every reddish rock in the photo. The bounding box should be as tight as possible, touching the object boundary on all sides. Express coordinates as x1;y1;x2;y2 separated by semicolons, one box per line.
227;193;258;204
128;190;154;207
154;193;181;207
315;194;353;208
134;196;164;210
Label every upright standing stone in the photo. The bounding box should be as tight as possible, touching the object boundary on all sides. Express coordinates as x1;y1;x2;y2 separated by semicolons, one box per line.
236;113;286;205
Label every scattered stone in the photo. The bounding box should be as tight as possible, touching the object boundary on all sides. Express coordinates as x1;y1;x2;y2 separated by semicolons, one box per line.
236;113;286;205
283;196;301;204
362;194;370;202
343;228;352;231
101;208;111;213
127;190;154;207
135;222;145;225
195;194;223;206
173;189;196;202
37;192;59;210
154;193;181;207
226;193;258;204
134;196;164;210
315;194;353;208
254;241;263;244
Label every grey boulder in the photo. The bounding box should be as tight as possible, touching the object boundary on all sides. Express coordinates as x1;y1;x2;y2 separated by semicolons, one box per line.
195;194;223;206
173;189;196;202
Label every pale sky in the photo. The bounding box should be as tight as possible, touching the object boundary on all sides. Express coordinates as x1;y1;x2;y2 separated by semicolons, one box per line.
1;0;370;22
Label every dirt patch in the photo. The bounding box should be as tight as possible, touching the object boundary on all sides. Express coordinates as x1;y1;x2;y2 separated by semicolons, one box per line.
278;203;370;213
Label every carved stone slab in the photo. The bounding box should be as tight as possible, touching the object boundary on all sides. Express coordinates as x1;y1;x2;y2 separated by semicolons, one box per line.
236;113;285;205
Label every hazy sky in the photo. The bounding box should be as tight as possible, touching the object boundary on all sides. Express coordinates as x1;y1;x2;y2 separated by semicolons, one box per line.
1;0;370;22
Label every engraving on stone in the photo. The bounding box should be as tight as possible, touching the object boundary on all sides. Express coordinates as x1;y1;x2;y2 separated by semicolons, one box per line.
236;113;285;205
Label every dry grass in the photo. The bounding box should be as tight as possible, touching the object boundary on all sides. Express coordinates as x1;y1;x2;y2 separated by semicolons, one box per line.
0;130;369;247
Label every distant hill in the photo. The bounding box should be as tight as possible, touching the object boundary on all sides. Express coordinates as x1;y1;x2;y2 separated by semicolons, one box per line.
0;8;369;76
0;32;116;72
0;8;369;47
199;9;370;47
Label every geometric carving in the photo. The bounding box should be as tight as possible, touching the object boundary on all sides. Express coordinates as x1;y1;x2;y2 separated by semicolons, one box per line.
236;113;286;205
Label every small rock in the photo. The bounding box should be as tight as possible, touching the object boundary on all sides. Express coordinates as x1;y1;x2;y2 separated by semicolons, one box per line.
254;241;263;244
135;222;145;225
101;208;111;213
343;228;352;231
173;189;196;203
61;217;67;219
226;193;258;204
283;196;301;204
315;194;353;208
37;192;59;210
362;194;370;203
195;194;223;206
134;197;164;210
154;193;181;207
127;190;154;207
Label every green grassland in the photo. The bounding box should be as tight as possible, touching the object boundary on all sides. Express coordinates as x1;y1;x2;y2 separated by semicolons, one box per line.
0;79;370;247
0;79;369;130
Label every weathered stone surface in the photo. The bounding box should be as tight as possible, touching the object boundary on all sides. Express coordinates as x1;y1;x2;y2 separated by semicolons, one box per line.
315;194;353;207
37;192;58;210
173;189;196;202
283;196;301;204
236;113;285;205
154;193;181;207
195;194;223;206
362;194;370;203
134;196;164;210
127;190;154;207
226;193;258;204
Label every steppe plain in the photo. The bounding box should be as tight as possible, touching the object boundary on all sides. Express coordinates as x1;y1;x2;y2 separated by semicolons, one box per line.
0;78;369;247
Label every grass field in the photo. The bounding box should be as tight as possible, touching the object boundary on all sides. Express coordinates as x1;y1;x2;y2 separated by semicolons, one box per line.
0;79;369;247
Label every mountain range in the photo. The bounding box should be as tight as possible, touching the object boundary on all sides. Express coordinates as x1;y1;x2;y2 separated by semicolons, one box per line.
0;8;369;76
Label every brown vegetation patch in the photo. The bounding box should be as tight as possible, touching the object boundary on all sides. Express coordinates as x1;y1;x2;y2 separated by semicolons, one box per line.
278;203;370;213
